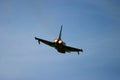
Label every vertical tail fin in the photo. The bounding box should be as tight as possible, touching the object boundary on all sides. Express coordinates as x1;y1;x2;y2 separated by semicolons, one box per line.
58;25;62;40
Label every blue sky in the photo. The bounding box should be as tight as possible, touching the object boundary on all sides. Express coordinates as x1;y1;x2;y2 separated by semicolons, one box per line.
0;0;120;80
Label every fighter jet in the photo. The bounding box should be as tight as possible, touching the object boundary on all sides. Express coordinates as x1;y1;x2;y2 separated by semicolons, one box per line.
35;25;83;55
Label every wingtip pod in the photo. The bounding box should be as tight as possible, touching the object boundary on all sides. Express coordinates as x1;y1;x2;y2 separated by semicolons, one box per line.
35;37;38;41
78;49;83;55
35;37;37;40
35;37;40;44
80;49;83;52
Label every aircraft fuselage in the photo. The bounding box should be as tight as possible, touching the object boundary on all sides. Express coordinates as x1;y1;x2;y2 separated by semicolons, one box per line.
54;42;66;53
